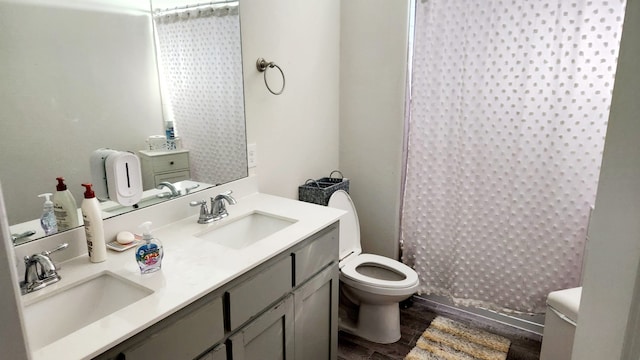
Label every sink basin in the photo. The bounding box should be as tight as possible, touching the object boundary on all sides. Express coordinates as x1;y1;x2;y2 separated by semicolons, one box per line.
195;211;297;249
23;272;153;350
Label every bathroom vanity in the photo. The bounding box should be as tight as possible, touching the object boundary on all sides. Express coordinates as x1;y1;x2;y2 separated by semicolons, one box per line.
17;177;344;360
96;224;339;360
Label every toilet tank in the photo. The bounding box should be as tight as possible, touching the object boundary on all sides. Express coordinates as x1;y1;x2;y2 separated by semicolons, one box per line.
540;287;582;360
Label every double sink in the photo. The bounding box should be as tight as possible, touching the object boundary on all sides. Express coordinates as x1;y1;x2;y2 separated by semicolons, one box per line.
21;210;297;351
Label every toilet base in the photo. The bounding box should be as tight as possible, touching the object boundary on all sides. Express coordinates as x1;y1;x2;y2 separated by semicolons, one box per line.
339;302;401;344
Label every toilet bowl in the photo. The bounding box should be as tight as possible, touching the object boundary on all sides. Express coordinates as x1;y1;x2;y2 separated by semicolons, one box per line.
328;190;419;344
540;287;582;360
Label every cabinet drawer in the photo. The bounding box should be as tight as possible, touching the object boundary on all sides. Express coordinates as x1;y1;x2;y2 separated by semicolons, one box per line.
226;256;292;330
150;152;189;173
154;170;190;186
293;224;338;286
121;296;224;360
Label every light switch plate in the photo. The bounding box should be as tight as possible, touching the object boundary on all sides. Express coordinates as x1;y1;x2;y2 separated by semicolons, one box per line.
247;143;257;168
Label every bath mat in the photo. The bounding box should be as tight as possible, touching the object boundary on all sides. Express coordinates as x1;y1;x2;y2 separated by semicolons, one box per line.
405;316;511;360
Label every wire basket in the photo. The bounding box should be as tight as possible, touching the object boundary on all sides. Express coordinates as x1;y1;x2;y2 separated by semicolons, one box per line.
298;170;350;206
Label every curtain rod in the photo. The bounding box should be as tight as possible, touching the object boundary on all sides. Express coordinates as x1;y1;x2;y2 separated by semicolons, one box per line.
153;0;238;17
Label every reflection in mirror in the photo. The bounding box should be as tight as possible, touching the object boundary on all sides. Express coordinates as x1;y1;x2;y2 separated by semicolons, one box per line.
11;180;207;246
152;0;247;186
0;0;247;244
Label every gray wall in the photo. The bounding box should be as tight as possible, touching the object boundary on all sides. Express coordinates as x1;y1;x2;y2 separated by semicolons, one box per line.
242;0;341;198
339;0;410;259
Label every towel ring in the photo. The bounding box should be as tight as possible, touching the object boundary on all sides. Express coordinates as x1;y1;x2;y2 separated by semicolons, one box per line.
256;58;285;95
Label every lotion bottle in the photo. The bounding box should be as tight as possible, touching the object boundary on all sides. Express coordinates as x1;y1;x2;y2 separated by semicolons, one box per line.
81;183;107;263
38;193;57;235
53;177;79;231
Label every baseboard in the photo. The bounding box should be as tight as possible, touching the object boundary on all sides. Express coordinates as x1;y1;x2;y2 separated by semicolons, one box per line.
412;294;544;342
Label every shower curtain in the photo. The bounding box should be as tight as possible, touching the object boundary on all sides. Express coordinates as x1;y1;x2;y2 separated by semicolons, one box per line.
153;3;247;185
402;0;626;313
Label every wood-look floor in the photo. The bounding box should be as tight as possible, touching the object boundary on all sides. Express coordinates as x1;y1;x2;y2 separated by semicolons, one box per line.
337;297;542;360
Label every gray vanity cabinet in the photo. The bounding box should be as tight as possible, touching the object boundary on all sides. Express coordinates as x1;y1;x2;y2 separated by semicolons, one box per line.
223;228;339;360
95;223;338;360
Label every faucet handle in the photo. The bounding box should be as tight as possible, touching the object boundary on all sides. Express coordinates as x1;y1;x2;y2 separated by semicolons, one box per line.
190;200;213;224
42;243;68;256
41;243;68;271
190;200;207;208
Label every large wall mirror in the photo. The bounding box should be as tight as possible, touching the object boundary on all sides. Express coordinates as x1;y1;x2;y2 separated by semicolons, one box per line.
0;0;247;245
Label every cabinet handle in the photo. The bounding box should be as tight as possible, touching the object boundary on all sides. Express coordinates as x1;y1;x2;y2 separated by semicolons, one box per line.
169;161;174;165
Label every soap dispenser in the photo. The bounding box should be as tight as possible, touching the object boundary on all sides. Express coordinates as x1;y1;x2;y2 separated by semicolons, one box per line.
38;193;58;235
53;177;79;231
81;183;107;263
135;221;163;274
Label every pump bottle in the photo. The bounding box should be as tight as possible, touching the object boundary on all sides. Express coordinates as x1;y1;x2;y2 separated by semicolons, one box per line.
53;177;79;231
135;221;163;274
81;184;107;263
38;193;57;235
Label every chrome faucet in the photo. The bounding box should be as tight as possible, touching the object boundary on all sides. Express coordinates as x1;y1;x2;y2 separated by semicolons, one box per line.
156;182;180;198
189;190;237;224
20;243;68;295
211;191;237;219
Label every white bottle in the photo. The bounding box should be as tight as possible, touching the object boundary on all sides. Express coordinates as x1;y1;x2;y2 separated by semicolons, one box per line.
53;177;79;231
81;183;107;263
165;120;175;140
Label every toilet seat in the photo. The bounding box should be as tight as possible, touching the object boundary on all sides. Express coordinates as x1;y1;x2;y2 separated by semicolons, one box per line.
340;254;419;290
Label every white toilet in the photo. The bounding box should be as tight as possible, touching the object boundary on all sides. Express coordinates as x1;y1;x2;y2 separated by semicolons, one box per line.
540;287;582;360
328;190;419;344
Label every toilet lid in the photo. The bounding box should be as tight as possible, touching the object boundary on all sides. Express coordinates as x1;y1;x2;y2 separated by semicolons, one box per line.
341;254;419;289
328;190;362;261
546;287;582;322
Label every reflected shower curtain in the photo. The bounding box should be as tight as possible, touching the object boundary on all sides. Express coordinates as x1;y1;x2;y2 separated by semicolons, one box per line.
402;0;626;313
153;3;247;185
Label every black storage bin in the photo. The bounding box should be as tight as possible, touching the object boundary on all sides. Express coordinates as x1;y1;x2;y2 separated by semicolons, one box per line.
298;170;349;206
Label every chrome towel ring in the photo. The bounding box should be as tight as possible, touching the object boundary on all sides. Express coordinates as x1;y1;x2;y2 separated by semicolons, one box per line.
256;58;285;95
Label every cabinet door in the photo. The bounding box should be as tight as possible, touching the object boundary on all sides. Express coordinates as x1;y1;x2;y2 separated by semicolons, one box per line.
198;343;227;360
118;297;224;360
229;295;294;360
293;264;339;360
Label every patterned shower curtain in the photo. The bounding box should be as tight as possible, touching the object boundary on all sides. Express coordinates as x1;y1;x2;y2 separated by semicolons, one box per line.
402;0;626;313
153;3;247;185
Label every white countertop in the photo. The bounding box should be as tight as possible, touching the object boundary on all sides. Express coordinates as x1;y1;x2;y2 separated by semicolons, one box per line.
23;190;344;360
